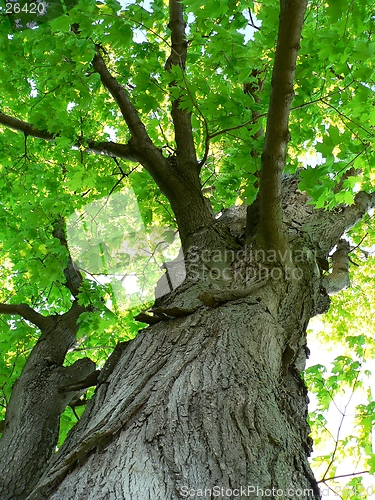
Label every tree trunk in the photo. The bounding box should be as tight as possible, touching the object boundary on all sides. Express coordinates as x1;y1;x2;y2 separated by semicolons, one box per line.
0;303;96;500
2;175;372;500
26;246;323;500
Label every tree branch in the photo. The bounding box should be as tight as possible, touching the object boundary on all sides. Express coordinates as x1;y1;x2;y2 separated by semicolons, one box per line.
0;111;55;140
92;48;158;154
0;110;141;162
256;0;308;252
0;303;48;329
91;48;177;188
53;217;83;298
322;239;350;295
0;67;212;251
1;48;215;251
165;0;187;72
165;0;199;180
307;190;375;255
91;46;216;250
318;470;370;483
85;140;141;161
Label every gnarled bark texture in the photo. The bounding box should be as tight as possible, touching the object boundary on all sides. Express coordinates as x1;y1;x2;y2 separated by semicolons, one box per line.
27;291;319;499
18;179;373;500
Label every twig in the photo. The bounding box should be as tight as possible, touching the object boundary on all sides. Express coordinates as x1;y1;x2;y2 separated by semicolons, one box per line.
320;369;361;481
321;99;372;136
318;470;370;484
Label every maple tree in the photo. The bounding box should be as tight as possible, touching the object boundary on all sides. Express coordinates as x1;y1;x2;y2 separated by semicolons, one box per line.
0;0;375;498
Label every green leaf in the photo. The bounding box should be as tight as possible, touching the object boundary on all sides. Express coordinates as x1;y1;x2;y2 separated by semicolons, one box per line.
49;15;72;32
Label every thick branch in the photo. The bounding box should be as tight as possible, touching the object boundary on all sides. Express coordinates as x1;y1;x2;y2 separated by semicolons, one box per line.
0;110;140;161
0;348;96;498
59;369;100;393
322;239;350;295
0;303;48;329
0;111;55;140
1;56;213;252
0;91;211;251
92;47;215;250
92;49;158;153
306;190;375;254
257;0;308;251
86;140;140;161
165;0;187;71
91;50;177;185
166;0;199;181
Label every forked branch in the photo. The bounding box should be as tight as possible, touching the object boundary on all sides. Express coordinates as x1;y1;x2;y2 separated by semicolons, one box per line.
91;48;183;192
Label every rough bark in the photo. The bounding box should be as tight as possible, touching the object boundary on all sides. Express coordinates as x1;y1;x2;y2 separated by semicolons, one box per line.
22;174;374;499
27;281;321;500
0;177;372;500
1;169;371;500
0;302;97;499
